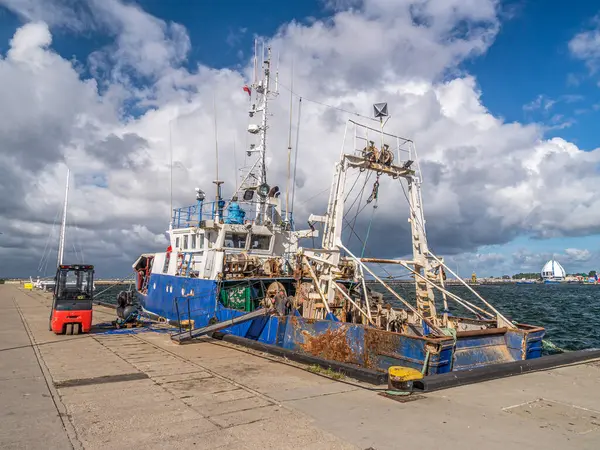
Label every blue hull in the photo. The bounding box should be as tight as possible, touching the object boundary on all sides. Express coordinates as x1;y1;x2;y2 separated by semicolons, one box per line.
138;274;545;375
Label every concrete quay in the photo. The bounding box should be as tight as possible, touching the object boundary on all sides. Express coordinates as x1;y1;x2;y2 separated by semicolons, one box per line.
1;284;599;450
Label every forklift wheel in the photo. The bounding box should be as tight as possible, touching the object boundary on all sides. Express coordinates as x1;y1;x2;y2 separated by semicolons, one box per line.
65;323;73;335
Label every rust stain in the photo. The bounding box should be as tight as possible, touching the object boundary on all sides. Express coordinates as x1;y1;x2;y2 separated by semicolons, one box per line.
364;327;400;370
425;342;441;356
290;315;299;327
300;327;356;363
290;315;316;328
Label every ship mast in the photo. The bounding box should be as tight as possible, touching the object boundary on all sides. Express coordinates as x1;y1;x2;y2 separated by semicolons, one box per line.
236;40;278;224
57;168;69;267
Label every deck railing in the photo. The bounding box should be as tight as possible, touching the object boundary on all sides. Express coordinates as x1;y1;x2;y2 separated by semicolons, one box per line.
171;200;292;229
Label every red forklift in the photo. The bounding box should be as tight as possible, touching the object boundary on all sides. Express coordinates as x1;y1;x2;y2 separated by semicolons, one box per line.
49;264;95;335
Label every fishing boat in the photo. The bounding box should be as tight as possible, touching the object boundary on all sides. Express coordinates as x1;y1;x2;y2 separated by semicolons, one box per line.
132;44;545;375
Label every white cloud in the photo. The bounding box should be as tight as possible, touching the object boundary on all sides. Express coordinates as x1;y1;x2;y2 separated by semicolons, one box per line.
569;15;600;74
566;72;581;86
561;94;584;103
564;248;592;262
88;0;191;80
523;94;556;112
0;0;93;30
0;0;600;278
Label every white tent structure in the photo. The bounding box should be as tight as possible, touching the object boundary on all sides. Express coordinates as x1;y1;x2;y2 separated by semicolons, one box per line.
540;259;566;281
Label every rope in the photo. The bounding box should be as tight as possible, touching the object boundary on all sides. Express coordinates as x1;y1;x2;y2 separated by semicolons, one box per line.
342;216;395;279
421;350;431;375
441;327;457;341
509;320;567;353
94;276;135;298
542;339;568;353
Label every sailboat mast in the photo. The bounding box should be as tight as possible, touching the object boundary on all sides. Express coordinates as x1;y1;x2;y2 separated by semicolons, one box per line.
57;168;69;267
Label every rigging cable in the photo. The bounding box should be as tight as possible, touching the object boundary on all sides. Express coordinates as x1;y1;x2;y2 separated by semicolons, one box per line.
279;83;377;124
343;171;363;203
69;212;84;263
361;175;380;258
343;172;372;246
38;207;61;274
285;58;294;221
342;216;395;279
290;97;303;221
297;186;331;207
94;276;136;298
276;84;451;291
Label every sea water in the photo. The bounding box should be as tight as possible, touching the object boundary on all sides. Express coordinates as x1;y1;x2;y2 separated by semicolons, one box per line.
386;283;600;352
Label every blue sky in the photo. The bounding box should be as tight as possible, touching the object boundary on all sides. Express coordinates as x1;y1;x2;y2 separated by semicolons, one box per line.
466;0;600;151
0;0;599;277
2;0;598;149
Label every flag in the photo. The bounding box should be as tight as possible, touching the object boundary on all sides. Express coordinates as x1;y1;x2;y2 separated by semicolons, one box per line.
243;85;251;96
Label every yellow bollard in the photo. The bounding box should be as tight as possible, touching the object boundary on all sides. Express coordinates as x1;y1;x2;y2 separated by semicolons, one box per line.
388;366;423;392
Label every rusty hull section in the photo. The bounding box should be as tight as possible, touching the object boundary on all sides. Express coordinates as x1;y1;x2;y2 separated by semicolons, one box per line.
279;314;546;374
300;327;358;364
283;315;455;374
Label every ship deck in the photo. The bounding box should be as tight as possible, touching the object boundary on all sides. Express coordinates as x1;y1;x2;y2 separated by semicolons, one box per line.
2;283;599;450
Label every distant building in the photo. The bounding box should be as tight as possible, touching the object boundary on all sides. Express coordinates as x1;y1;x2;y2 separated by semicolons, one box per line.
540;259;566;283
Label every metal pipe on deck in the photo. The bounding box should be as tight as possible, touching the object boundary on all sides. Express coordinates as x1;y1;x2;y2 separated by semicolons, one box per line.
171;307;274;343
330;282;374;326
338;240;444;336
303;256;332;314
428;252;515;328
395;260;494;319
360;258;414;265
359;265;372;321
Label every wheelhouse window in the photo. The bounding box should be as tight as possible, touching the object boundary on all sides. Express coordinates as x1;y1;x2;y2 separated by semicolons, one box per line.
250;234;271;251
224;232;247;249
183;235;189;250
175;237;180;249
191;234;197;249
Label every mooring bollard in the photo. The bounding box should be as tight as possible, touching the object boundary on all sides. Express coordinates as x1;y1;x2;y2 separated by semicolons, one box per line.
387;366;423;393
